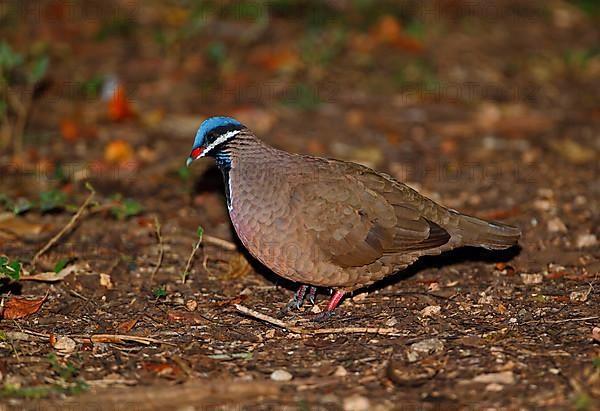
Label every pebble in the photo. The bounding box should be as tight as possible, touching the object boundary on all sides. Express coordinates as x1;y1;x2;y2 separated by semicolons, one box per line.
576;233;598;248
410;338;444;355
520;273;543;285
569;289;590;302
473;371;515;385
547;217;567;233
270;369;293;382
343;394;370;411
53;336;77;353
334;365;348;377
420;305;441;317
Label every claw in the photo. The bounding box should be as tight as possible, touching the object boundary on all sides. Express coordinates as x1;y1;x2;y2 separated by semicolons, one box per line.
279;285;309;317
308;289;345;322
307;286;317;305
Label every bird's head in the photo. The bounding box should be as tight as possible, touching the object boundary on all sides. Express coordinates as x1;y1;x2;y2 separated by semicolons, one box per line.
186;116;245;167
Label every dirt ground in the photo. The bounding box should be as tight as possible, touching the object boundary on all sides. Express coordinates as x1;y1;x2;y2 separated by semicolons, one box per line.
1;1;599;410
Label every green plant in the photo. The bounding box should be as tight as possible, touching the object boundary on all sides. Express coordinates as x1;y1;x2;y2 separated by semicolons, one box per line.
39;190;67;212
0;41;49;153
0;256;21;281
110;195;143;220
152;286;167;298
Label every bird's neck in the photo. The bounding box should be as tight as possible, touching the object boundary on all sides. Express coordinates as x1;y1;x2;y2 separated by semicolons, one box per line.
212;132;270;210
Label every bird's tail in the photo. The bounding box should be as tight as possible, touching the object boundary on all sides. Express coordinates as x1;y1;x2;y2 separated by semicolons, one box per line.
453;212;521;250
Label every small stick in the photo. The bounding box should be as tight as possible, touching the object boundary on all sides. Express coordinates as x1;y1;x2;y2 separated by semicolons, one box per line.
203;234;236;251
32;183;95;267
234;304;405;336
182;226;204;283
149;216;164;285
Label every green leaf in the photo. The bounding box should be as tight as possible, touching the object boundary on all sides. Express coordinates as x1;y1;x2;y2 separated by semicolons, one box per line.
593;358;600;369
0;41;23;69
111;198;143;220
0;257;21;281
206;42;226;64
178;164;191;180
152;286;167;298
12;197;32;215
39;190;67;212
29;55;49;83
197;225;204;238
53;258;69;273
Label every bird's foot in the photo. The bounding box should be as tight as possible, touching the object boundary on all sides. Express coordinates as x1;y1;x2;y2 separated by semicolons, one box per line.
278;285;317;317
306;289;345;322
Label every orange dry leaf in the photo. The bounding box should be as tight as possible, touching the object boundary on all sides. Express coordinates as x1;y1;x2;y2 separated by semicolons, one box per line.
108;85;134;121
141;361;182;377
372;15;403;43
371;15;423;54
116;318;138;333
167;310;205;325
60;118;79;142
2;295;47;319
104;140;134;164
248;47;299;72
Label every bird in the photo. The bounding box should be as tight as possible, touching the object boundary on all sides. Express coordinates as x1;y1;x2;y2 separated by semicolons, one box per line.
186;116;520;320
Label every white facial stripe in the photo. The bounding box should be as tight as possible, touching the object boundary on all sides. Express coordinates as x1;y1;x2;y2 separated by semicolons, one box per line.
201;130;241;157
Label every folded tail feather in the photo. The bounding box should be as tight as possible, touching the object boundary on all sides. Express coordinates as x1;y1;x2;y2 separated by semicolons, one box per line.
454;213;521;250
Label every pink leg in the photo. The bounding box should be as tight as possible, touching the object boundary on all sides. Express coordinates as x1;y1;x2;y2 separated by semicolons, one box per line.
312;289;346;322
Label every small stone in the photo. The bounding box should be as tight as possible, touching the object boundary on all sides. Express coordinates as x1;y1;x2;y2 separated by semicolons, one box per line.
485;383;504;392
410;338;444;355
310;304;322;314
334;365;348;377
576;233;598;249
270;369;293;382
569;289;590;302
53;336;77;353
420;305;441;317
185;299;198;311
352;293;367;302
406;350;419;363
547;217;567;233
520;273;543;285
99;273;113;289
592;327;600;343
343;394;370;411
385;317;398;327
473;371;515;385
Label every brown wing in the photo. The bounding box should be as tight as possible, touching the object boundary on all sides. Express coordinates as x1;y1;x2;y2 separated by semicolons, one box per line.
289;161;450;268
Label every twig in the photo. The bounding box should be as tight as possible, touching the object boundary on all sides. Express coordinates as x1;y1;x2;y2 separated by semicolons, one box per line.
203;234;237;251
149;216;164;286
234;304;405;336
85;334;176;346
182;228;203;283
32;183;95;267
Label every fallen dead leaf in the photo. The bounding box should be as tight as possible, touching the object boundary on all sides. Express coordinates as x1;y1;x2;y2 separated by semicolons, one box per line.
60;118;80;142
141;362;182;377
167;310;206;325
116;318;138;334
0;214;46;237
20;264;80;282
2;295;47;319
108;85;135;121
104;140;134;164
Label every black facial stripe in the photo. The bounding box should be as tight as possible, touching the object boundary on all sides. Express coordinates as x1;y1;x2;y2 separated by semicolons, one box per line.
205;124;244;145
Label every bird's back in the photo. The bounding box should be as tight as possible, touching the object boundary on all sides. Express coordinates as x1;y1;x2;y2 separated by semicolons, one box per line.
227;144;519;289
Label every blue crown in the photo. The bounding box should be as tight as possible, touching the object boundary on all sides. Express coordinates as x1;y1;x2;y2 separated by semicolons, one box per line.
193;116;243;148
